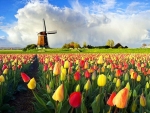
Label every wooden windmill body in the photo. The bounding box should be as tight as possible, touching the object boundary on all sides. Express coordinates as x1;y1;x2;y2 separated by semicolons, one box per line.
37;19;57;48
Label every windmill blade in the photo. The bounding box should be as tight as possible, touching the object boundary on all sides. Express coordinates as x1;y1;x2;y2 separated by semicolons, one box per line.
43;19;46;32
47;30;57;34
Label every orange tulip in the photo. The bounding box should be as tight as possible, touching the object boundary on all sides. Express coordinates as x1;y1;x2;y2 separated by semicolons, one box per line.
113;88;129;108
107;92;116;106
53;62;61;76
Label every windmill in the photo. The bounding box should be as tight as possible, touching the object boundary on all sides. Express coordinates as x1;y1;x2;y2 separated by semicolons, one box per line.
37;19;57;48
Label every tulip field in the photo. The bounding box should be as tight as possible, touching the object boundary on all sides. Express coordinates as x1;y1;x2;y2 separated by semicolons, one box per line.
1;53;150;113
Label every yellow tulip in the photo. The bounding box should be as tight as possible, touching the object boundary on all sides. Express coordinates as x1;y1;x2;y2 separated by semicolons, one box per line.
75;84;80;92
131;101;137;112
27;78;36;90
3;68;8;75
0;75;5;83
146;82;149;89
116;79;121;88
136;75;141;82
140;93;146;107
64;60;69;69
97;74;106;87
97;55;104;64
52;84;64;102
125;82;130;91
84;79;91;91
113;77;117;83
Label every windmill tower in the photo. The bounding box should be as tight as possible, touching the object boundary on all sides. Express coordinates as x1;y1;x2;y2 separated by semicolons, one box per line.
37;19;57;48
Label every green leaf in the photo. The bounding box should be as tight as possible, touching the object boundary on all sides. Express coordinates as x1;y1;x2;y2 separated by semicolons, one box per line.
60;100;71;113
81;99;87;113
91;94;100;113
46;101;55;109
32;90;47;108
0;104;15;112
57;102;62;113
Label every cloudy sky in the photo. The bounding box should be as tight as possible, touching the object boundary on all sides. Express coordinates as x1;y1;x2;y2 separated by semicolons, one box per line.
0;0;150;48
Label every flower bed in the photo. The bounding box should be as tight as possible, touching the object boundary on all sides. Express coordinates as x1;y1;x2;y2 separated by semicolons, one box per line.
23;53;150;113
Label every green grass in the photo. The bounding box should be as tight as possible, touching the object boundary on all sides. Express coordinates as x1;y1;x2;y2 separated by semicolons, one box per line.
0;48;150;54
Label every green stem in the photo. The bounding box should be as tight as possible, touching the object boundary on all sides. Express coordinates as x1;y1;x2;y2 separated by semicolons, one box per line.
114;107;118;113
55;101;58;113
0;84;2;106
108;106;112;113
70;107;74;113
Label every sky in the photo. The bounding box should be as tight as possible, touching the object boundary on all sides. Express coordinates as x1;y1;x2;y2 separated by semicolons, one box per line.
0;0;150;48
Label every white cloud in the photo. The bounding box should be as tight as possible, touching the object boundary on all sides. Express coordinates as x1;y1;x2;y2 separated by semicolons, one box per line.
1;0;150;48
0;36;5;39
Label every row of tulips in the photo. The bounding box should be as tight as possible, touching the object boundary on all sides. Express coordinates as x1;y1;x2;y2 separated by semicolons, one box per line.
21;53;150;113
0;54;36;112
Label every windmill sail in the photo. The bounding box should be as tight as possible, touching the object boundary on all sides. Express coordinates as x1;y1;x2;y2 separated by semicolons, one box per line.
47;30;57;34
37;19;57;48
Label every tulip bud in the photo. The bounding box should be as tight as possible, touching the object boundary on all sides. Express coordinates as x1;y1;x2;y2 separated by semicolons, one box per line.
107;92;116;106
97;74;106;87
113;77;117;83
21;72;31;83
125;82;130;91
97;56;104;64
132;89;137;97
46;85;51;93
52;84;64;102
60;68;67;81
3;68;8;75
0;75;5;83
116;79;121;88
69;92;82;108
146;82;149;89
140;93;146;107
146;76;149;81
107;75;112;81
91;71;96;80
136;75;141;82
84;79;91;91
113;88;129;109
53;62;61;76
27;78;36;90
124;73;129;81
131;101;137;112
84;61;89;69
64;60;69;69
49;81;54;89
75;84;80;92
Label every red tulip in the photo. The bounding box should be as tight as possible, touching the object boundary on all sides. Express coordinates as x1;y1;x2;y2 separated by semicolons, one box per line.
69;92;82;108
84;70;90;79
80;60;85;68
74;71;80;81
115;69;122;77
2;64;8;71
21;72;31;82
107;92;116;106
43;64;48;72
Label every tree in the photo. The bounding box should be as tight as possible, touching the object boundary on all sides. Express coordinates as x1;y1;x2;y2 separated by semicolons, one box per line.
106;40;111;47
106;39;114;47
142;43;147;48
83;42;87;48
110;40;114;47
